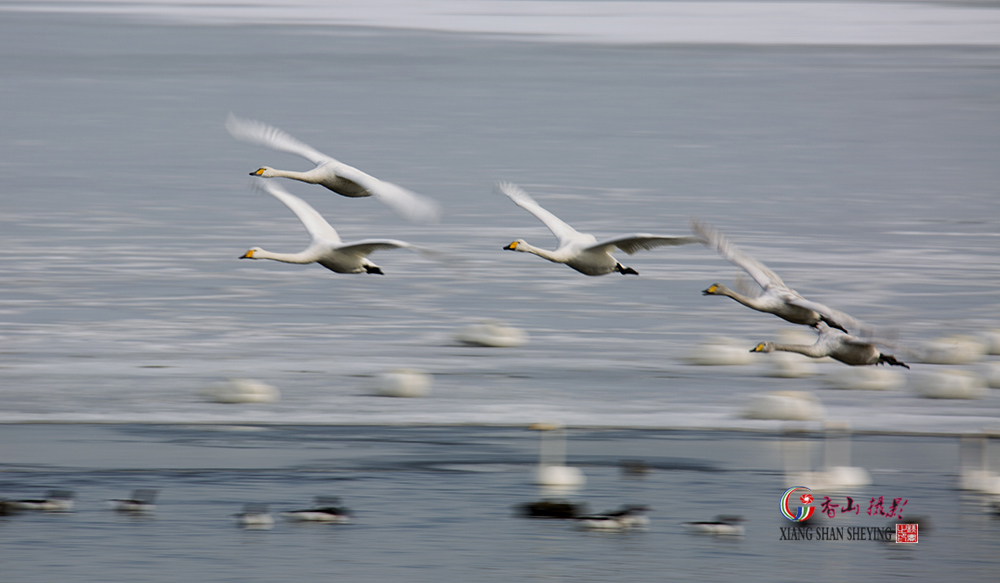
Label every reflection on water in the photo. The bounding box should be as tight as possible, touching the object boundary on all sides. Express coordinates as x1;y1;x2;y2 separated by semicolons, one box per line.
1;424;999;582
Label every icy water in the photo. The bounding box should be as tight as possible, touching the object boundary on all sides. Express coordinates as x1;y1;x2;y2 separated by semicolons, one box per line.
0;2;999;580
2;424;1000;583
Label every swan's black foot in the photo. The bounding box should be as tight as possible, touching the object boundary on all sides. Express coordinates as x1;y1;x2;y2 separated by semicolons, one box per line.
819;316;849;334
365;266;384;275
615;263;638;276
877;353;909;369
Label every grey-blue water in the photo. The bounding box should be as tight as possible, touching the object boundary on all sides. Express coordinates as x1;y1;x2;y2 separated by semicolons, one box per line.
1;3;999;580
1;424;998;582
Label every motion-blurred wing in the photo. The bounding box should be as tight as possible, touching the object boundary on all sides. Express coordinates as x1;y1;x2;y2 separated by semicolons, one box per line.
336;239;412;257
251;180;341;243
498;181;580;245
588;233;704;255
335;164;440;223
691;218;785;290
226;113;334;167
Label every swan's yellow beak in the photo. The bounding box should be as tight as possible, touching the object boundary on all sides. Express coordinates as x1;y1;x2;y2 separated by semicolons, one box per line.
252;168;266;176
240;250;254;259
504;241;518;251
703;284;719;295
750;343;766;353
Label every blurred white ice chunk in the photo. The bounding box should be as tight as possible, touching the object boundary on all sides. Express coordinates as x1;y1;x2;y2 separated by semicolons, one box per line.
914;335;987;365
910;369;986;400
984;363;1000;390
825;367;904;391
203;378;280;404
455;320;528;348
373;368;432;398
683;336;753;366
765;351;818;378
978;329;1000;356
742;391;825;421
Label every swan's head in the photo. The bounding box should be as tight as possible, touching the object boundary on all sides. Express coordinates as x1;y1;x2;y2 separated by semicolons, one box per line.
504;239;527;252
750;341;774;354
240;247;263;259
703;283;724;296
250;167;276;178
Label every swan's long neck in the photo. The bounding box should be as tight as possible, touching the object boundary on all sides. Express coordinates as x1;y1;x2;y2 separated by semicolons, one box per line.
717;286;768;311
770;342;826;358
268;168;321;184
252;248;321;264
519;242;564;264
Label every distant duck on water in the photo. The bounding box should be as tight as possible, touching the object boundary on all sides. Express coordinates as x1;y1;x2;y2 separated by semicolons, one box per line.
233;503;274;528
682;515;746;536
7;490;75;512
109;489;159;513
576;505;650;530
517;499;588;519
281;497;352;523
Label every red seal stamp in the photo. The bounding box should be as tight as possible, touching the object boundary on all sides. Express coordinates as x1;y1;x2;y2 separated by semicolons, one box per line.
896;523;918;544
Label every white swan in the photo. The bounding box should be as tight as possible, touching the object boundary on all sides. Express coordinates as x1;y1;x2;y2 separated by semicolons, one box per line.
782;422;872;490
959;434;1000;494
226;113;440;223
751;323;909;369
530;422;586;489
499;182;702;276
240;180;420;275
692;219;860;333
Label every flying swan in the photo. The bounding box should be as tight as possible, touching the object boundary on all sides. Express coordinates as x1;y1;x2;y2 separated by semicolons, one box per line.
692;219;859;333
499;182;703;276
240;180;420;275
226;113;440;223
750;322;909;368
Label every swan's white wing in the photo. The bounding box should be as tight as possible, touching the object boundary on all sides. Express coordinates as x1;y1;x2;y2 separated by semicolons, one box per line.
587;233;704;255
252;180;342;243
733;272;763;298
336;239;412;257
691;219;786;290
226;113;334;167
498;182;580;245
333;164;441;223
